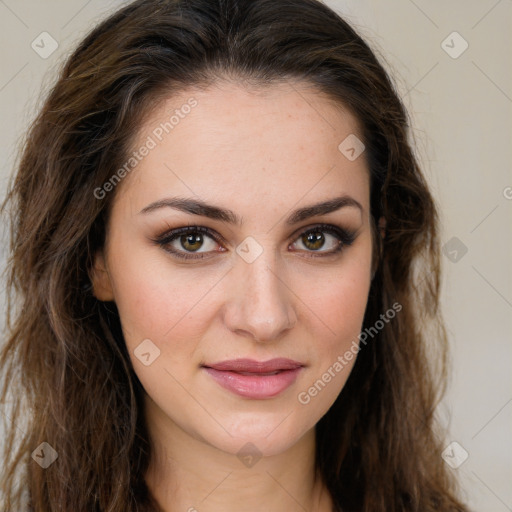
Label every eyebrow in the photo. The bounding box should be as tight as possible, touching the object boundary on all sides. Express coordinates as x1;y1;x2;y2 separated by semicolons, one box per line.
139;195;363;226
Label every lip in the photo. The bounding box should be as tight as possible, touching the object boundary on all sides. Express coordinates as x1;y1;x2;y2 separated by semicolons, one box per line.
202;358;304;399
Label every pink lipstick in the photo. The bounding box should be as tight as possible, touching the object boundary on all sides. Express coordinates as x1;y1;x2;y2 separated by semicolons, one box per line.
202;358;303;399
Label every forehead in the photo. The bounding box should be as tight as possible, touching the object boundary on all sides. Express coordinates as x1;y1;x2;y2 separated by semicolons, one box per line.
113;80;370;220
137;79;365;153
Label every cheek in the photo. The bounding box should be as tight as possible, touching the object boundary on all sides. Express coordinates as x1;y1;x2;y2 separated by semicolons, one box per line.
325;268;370;350
107;240;225;365
292;247;372;402
293;287;369;421
298;251;372;347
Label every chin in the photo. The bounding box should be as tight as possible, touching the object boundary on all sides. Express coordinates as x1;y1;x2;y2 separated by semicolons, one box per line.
198;409;317;458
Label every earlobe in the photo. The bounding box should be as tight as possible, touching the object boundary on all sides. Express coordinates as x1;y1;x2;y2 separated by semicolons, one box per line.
90;250;115;301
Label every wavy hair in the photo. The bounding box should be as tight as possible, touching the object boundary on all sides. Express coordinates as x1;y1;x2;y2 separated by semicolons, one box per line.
1;0;469;510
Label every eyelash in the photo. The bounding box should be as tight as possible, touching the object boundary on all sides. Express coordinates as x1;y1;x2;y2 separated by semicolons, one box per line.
151;223;357;261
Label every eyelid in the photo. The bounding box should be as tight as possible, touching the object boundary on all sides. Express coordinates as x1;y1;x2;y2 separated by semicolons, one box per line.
153;225;226;246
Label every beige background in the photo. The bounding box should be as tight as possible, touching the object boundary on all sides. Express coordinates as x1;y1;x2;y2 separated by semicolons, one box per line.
0;1;511;511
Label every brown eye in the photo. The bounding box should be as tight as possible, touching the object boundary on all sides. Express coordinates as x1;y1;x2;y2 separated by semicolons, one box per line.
153;224;356;261
301;230;329;251
180;233;205;252
290;224;357;258
153;226;222;260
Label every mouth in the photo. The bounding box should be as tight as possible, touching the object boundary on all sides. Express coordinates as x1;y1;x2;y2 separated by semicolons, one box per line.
201;358;304;399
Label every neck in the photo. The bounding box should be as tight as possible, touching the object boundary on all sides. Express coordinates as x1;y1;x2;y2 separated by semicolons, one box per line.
143;396;332;512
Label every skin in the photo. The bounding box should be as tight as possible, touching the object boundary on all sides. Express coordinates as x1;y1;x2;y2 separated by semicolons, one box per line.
91;80;381;512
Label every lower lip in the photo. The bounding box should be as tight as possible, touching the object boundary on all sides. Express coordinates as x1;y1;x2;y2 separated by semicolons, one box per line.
203;367;302;399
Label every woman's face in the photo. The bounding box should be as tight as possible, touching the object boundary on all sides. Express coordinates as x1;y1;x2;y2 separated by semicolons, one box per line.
92;80;374;458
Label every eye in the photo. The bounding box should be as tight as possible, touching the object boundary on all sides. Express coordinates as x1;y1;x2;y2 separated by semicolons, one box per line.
289;224;356;257
151;224;357;261
152;226;223;260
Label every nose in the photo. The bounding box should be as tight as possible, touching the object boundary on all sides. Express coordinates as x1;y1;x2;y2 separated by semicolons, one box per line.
223;250;297;343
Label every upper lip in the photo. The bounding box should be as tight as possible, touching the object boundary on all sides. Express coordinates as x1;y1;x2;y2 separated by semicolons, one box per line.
202;358;304;373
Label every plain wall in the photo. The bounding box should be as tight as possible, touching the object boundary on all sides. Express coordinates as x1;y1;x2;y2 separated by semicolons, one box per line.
0;1;510;511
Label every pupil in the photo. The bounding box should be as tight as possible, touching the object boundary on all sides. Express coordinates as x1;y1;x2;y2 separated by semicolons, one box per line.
183;233;202;251
304;231;324;250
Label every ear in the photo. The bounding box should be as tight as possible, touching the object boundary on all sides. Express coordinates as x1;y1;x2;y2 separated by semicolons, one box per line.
90;250;115;301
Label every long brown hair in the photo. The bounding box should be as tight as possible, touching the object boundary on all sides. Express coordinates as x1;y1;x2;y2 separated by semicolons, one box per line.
1;0;469;510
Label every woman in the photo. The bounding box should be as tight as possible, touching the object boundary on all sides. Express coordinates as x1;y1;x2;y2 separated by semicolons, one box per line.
0;0;470;510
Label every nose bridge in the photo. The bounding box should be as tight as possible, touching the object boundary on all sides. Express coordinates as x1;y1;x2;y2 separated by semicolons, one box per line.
244;247;282;302
226;240;296;341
